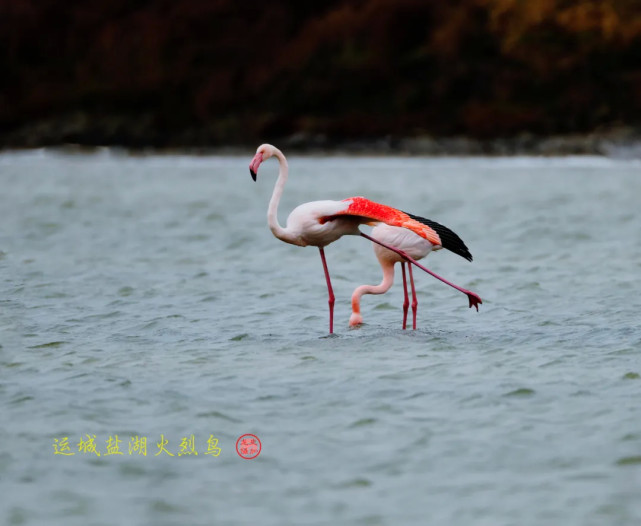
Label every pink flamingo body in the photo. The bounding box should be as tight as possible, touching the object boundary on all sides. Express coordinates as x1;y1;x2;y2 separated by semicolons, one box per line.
249;144;481;333
351;224;433;329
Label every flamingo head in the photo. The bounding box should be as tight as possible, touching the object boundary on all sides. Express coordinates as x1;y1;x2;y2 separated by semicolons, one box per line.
349;312;363;327
249;144;275;181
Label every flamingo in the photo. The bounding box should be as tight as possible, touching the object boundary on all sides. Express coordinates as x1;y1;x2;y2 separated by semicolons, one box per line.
350;221;473;330
249;143;481;334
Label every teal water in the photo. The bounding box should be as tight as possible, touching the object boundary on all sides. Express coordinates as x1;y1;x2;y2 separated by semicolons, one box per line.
1;150;641;525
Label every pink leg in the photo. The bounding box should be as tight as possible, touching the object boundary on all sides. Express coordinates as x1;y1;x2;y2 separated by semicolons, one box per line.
408;263;418;329
360;232;482;311
318;247;335;334
401;262;409;330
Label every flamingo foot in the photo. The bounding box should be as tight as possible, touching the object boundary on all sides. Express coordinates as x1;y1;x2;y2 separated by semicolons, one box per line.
466;291;482;311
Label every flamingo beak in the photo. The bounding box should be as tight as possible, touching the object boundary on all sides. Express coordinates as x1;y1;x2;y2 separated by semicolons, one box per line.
249;152;263;181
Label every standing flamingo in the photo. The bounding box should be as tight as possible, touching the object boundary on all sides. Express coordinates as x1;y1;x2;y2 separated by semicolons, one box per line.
350;221;473;330
249;143;481;334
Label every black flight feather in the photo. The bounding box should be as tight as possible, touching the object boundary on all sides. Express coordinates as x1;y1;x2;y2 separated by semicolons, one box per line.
404;212;473;262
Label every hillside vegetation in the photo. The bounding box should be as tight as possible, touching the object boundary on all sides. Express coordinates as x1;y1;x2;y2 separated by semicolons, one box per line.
2;0;640;147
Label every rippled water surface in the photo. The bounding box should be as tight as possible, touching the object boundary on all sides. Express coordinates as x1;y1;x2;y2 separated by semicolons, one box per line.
2;150;641;525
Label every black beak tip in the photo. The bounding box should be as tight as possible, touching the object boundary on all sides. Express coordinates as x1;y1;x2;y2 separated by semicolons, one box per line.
250;169;257;181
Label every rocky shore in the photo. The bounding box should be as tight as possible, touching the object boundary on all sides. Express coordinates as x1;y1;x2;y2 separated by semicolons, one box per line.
282;129;641;158
2;115;640;157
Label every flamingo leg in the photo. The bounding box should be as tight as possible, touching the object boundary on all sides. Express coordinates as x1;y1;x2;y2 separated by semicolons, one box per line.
318;247;335;334
360;232;482;311
401;262;409;330
408;262;418;329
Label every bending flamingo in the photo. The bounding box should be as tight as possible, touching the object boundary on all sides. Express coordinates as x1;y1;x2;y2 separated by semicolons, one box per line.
249;143;481;334
350;221;473;330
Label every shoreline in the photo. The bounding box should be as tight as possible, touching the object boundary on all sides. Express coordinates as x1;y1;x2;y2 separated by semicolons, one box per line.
2;122;641;158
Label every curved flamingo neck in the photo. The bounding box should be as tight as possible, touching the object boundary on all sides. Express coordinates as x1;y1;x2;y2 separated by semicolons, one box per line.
360;232;482;310
267;148;298;244
351;260;395;316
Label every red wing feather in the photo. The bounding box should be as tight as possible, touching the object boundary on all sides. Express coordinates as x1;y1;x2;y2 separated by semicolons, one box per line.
324;196;442;246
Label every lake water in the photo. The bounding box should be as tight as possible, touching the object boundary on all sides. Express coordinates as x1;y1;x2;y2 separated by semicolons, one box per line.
1;149;640;526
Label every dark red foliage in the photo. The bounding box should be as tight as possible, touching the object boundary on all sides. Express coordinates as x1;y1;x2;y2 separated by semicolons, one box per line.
1;0;640;146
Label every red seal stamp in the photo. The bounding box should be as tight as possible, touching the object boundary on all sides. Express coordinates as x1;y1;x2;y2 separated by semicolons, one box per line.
236;434;261;459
